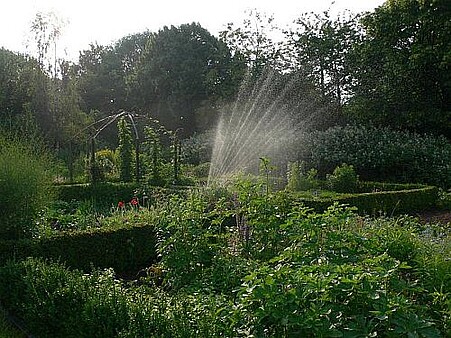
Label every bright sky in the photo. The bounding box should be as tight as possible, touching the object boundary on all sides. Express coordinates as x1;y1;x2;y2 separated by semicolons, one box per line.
1;0;385;61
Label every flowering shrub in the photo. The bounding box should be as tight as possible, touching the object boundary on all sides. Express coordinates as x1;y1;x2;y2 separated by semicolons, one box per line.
298;125;451;188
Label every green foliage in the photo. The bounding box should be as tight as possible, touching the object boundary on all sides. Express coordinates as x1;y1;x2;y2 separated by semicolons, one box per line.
300;125;451;188
0;258;236;338
0;258;130;338
56;182;138;209
220;10;279;73
0;136;55;240
0;48;49;132
284;9;360;105
0;210;157;274
347;0;451;137
95;148;118;181
0;309;24;338
117;117;134;182
133;23;239;134
0;189;448;336
143;126;163;185
295;185;438;215
327;163;359;193
286;161;319;191
180;131;213;165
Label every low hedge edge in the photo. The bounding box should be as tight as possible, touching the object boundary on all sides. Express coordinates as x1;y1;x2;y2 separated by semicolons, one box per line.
0;224;157;275
297;185;438;215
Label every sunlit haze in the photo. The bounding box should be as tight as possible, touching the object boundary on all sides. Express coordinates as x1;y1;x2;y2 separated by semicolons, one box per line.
1;0;385;61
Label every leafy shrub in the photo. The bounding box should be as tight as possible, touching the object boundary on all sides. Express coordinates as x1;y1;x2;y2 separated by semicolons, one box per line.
295;185;438;215
0;196;448;337
0;258;131;338
56;182;138;209
298;125;451;188
286;161;319;191
0;258;236;338
327;163;359;193
0;208;157;274
95;148;119;180
180;131;214;165
182;162;211;179
0;135;55;239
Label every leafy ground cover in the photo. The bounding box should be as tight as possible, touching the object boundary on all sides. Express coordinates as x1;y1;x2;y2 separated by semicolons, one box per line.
0;181;449;337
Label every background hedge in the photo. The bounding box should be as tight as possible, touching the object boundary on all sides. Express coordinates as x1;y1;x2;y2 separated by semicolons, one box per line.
297;125;451;188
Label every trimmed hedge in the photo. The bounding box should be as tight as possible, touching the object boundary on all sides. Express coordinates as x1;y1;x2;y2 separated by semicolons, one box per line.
55;183;138;207
297;185;438;215
55;183;189;209
359;181;426;192
0;224;156;275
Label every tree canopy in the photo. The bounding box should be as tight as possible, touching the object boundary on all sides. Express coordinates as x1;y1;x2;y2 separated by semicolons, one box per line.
0;0;449;168
346;0;451;137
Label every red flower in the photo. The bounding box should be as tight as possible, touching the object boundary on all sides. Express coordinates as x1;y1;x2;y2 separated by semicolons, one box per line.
118;201;125;208
130;197;139;206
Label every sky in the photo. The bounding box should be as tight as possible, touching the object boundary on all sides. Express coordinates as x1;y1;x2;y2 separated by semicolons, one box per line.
1;0;385;62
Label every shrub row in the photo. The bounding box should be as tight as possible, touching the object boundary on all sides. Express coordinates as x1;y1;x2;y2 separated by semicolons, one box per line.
359;181;426;192
297;185;438;215
0;224;156;275
297;125;451;188
55;182;138;207
55;182;189;209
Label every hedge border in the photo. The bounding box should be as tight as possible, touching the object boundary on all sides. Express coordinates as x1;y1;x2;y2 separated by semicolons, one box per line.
297;185;438;215
0;224;156;275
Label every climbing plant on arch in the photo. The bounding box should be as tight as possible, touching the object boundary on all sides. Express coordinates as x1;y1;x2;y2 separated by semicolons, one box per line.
83;110;181;184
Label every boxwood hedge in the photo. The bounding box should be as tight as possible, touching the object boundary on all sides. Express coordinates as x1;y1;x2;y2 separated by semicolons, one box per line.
296;184;438;215
0;223;156;275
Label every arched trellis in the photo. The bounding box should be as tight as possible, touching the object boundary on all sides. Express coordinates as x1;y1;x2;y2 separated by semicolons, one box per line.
78;110;179;183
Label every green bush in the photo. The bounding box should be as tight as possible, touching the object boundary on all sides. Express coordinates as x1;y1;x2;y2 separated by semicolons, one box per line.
95;148;119;180
0;136;55;240
296;185;438;215
56;183;138;209
0;212;157;274
0;258;131;338
0;195;448;337
117;117;134;183
299;125;451;188
327;163;359;193
286;161;319;191
0;258;236;338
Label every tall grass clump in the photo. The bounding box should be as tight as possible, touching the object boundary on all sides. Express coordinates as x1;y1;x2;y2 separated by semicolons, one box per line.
0;134;55;239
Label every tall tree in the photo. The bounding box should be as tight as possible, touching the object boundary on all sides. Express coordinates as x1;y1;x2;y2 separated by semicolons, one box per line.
76;32;152;116
284;9;361;106
133;23;238;135
77;43;125;114
220;10;281;75
346;0;451;137
0;48;52;135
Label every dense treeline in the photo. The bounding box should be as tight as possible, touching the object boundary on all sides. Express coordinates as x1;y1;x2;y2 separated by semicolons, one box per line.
0;0;450;167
